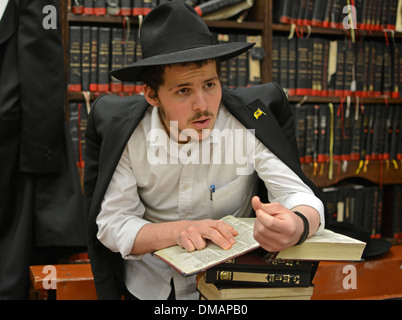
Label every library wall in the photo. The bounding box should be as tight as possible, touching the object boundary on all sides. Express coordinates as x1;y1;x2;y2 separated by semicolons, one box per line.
64;0;402;244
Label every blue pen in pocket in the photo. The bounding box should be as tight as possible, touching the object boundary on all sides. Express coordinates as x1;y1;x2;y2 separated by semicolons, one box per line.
210;185;215;201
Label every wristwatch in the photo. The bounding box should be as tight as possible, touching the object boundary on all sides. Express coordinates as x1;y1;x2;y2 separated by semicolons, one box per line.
293;211;309;245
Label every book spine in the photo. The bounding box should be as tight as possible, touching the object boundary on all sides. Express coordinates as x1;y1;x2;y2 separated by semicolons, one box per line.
296;38;311;96
68;26;82;92
355;43;365;97
107;0;121;16
350;103;362;161
373;43;383;97
271;36;280;85
142;0;153;15
205;269;312;287
296;0;307;26
304;104;314;163
236;34;248;87
81;26;91;92
274;0;292;24
318;103;329;163
94;0;107;16
120;0;132;16
97;27;111;92
110;28;124;92
78;102;89;168
387;0;398;30
133;0;143;16
68;102;80;167
334;40;345;97
194;0;244;17
294;105;307;163
333;104;343;161
311;38;323;96
123;29;136;92
279;37;289;93
72;0;84;14
343;43;354;96
341;103;352;161
247;35;262;86
134;33;143;93
89;27;99;92
311;0;327;26
228;34;238;87
83;0;94;15
302;0;315;26
287;37;297;95
217;33;230;86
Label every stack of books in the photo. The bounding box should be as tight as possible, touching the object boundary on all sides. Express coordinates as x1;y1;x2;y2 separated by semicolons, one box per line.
197;249;317;300
152;215;366;300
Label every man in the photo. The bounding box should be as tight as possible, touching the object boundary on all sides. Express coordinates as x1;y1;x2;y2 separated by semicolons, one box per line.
84;1;325;300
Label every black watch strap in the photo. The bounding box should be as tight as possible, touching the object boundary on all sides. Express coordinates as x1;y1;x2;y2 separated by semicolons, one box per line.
293;211;309;245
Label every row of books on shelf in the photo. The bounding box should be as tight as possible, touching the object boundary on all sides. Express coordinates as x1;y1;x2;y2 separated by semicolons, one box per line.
71;0;248;17
273;35;402;98
322;182;402;240
273;0;400;31
291;103;402;166
68;25;262;93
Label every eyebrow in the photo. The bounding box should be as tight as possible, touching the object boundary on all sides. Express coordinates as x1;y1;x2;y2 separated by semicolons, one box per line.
168;76;219;92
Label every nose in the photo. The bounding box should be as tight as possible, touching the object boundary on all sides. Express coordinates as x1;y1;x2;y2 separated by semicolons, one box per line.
192;90;208;112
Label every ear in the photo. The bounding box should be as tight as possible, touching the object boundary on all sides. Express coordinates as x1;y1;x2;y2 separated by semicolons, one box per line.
142;84;160;107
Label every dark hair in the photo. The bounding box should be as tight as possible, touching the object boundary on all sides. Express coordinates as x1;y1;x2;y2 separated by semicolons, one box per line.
141;59;221;96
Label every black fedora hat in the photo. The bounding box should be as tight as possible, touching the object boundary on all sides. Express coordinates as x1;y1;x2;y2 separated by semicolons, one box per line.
110;0;255;82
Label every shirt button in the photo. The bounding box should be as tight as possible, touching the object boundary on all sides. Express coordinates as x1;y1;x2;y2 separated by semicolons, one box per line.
183;185;188;190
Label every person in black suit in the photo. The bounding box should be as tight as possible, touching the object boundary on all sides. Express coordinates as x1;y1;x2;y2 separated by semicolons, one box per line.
0;0;86;299
84;0;325;300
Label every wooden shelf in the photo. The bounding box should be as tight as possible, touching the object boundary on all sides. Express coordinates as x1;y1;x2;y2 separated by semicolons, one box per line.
68;13;264;30
302;160;402;188
287;95;402;105
272;23;402;39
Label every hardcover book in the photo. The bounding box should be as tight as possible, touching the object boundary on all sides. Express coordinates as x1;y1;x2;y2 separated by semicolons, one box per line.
153;215;366;277
197;273;315;300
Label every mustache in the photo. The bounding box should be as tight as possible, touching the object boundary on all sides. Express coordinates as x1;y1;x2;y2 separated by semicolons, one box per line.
189;111;214;123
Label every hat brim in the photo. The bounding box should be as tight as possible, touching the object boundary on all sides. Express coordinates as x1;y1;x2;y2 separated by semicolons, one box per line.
328;223;392;260
110;41;255;82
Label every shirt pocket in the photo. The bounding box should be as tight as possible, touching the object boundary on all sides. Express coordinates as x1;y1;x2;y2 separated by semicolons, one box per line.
211;176;248;219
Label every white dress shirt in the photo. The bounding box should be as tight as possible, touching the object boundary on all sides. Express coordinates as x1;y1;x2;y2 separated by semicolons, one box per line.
96;104;325;300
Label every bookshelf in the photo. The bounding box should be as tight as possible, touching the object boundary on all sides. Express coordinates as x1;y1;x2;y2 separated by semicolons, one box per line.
62;0;401;236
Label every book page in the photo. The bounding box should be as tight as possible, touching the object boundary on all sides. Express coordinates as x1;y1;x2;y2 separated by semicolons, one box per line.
153;216;260;276
303;229;365;244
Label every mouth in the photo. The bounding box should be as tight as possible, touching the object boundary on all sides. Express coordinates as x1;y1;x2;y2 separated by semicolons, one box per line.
191;117;211;129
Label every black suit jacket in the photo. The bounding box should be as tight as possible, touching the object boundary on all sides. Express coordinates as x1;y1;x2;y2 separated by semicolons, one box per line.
84;82;326;299
0;0;86;245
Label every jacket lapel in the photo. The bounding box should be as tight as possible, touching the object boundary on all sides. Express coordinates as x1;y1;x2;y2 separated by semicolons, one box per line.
92;102;149;215
223;96;301;173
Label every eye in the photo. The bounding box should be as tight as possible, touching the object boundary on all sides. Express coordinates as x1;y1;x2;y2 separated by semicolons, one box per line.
204;82;216;89
176;88;188;95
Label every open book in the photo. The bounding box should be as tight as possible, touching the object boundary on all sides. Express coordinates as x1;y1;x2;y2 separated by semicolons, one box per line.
153;215;366;276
